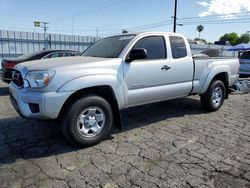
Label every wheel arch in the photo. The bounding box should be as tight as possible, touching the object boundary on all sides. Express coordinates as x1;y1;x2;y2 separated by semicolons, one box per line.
200;65;230;99
58;85;122;129
211;72;229;99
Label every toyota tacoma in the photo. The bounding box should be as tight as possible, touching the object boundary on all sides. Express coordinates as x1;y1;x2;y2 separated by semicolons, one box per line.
9;32;239;146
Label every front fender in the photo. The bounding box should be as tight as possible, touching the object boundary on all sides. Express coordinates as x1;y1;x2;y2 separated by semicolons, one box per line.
200;65;230;94
57;75;125;109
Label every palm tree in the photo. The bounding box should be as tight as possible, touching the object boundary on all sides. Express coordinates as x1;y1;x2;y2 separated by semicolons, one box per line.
197;25;204;39
122;29;128;34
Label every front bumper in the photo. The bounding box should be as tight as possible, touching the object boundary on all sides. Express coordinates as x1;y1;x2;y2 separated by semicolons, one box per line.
9;82;73;120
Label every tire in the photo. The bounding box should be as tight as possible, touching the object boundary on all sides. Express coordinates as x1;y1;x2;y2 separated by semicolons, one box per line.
200;80;226;112
61;94;113;146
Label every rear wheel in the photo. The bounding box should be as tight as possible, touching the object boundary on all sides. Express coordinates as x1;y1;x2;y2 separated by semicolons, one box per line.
61;95;113;146
201;80;226;112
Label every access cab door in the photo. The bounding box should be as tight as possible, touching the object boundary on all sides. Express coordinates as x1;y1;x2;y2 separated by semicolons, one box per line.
123;34;194;108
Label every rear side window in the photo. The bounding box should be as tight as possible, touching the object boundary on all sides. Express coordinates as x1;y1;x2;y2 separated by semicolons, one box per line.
170;36;187;59
133;36;166;59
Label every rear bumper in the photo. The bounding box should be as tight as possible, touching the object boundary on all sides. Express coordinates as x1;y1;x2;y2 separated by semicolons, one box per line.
9;82;73;120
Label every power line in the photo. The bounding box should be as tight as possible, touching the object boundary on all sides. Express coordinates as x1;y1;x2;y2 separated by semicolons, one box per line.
126;15;250;31
178;11;250;21
100;22;173;36
52;0;114;23
52;0;124;24
100;15;250;37
180;17;250;24
123;20;172;31
182;20;250;25
101;11;250;36
2;7;250;37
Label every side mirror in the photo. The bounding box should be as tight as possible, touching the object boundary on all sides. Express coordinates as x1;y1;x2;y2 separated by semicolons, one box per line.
126;48;148;62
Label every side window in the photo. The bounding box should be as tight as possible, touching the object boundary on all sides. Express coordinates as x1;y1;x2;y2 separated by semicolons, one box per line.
63;53;72;57
35;53;48;59
44;52;64;59
132;36;166;60
50;53;59;58
43;54;52;59
50;52;64;58
169;36;187;59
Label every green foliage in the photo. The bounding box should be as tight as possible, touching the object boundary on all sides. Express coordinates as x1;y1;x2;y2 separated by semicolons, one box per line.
196;25;204;33
122;29;128;33
239;34;250;44
219;33;250;45
196;25;204;39
220;33;238;45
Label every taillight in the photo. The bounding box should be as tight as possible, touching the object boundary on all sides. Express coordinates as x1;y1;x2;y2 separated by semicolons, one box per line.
3;62;16;69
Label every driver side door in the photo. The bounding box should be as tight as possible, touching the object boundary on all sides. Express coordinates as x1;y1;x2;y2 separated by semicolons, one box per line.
123;35;170;107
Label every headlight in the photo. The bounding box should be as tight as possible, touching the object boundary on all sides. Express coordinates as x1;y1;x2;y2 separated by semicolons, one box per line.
25;70;55;88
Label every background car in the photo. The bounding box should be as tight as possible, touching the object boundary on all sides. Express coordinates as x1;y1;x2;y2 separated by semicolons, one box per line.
239;51;250;77
0;49;81;83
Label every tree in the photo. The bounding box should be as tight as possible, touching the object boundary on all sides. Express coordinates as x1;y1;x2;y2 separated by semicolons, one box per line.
220;33;239;45
122;29;128;34
239;34;250;44
194;38;207;44
219;33;250;45
196;25;204;39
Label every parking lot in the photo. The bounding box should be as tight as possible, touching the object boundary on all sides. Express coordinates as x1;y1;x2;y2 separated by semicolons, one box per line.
0;80;250;188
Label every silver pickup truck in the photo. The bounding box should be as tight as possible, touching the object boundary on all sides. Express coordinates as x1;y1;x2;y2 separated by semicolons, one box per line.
9;32;239;146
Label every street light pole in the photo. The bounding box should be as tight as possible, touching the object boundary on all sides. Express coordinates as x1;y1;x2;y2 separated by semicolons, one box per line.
173;0;177;33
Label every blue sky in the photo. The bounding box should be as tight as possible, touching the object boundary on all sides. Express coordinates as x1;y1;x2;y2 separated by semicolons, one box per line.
0;0;250;42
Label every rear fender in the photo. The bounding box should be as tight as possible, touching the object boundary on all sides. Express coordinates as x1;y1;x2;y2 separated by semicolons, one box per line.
200;65;230;94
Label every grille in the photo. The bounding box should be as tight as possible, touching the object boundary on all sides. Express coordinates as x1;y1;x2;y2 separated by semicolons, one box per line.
12;70;24;87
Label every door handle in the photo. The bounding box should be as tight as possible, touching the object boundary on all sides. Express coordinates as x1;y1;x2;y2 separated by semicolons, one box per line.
161;65;171;71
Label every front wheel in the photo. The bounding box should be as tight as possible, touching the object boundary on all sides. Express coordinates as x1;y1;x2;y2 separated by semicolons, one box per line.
61;95;113;146
200;80;226;112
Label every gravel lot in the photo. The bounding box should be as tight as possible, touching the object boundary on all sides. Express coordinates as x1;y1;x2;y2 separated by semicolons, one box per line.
0;80;250;188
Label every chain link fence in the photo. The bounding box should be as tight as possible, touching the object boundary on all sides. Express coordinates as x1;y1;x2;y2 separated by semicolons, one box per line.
0;30;99;61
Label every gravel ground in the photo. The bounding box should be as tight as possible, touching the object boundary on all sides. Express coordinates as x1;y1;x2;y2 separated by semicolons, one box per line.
0;80;250;188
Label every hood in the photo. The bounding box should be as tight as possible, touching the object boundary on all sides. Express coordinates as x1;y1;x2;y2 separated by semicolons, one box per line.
16;56;110;71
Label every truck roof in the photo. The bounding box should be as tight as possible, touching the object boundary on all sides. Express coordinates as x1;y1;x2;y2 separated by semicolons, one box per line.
109;31;185;38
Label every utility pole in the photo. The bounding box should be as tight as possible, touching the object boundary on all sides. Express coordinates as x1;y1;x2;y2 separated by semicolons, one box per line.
96;27;99;38
42;22;49;50
173;0;177;33
41;22;49;39
34;21;49;49
72;17;75;36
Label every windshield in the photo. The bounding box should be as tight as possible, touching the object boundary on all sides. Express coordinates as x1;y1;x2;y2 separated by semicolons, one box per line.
82;35;135;58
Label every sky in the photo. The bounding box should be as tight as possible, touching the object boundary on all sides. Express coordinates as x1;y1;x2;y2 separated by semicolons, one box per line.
0;0;250;42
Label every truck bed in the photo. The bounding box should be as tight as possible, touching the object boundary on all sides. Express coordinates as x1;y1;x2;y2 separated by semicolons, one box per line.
191;57;239;94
